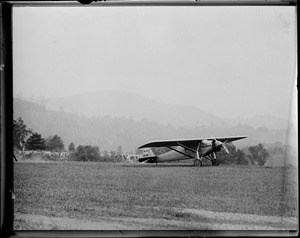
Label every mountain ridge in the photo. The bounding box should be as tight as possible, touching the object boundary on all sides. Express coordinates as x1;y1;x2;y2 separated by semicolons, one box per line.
13;98;289;152
20;90;288;130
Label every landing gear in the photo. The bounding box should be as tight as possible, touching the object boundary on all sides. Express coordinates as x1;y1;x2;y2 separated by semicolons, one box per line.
194;146;202;167
212;160;220;166
194;159;202;167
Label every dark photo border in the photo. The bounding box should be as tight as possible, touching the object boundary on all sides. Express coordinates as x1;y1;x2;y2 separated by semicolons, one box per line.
1;1;297;237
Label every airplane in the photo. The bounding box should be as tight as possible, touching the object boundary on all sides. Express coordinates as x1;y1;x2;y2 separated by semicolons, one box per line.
138;136;247;167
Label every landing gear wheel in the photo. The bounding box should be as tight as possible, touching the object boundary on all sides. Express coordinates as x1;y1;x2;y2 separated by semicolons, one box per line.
194;159;202;167
212;160;220;166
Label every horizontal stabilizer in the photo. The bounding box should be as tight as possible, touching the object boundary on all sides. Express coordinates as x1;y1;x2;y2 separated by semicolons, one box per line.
138;156;156;163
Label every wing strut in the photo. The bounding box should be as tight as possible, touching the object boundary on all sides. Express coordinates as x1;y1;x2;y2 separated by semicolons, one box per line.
167;141;203;160
195;142;202;161
176;142;197;153
167;147;194;159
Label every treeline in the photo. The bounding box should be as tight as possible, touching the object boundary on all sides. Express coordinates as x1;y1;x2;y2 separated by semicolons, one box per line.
68;142;124;162
14;116;294;166
216;143;269;166
14;117;65;152
13;117;125;162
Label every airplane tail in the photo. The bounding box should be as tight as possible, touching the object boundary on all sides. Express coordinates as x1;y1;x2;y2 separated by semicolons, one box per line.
138;148;157;162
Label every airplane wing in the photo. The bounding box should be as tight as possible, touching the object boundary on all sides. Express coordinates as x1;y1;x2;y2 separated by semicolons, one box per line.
138;138;202;149
214;136;247;143
138;136;247;149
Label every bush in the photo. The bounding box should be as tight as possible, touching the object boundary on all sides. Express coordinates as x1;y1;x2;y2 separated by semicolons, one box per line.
217;143;237;164
74;145;101;162
235;149;249;165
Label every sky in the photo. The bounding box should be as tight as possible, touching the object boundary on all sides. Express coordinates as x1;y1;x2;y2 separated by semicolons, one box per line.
13;3;297;120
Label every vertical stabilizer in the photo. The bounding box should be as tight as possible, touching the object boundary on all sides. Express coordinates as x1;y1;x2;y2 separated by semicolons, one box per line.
138;148;157;162
142;148;155;157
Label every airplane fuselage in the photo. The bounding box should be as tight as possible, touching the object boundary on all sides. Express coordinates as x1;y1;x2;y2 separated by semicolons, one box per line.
151;145;218;163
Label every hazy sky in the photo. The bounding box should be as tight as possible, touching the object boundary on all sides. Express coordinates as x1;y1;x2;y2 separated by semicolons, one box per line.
13;4;296;119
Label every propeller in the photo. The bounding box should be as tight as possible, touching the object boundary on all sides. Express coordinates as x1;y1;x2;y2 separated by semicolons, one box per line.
222;139;230;154
222;143;230;154
211;138;230;154
211;138;217;147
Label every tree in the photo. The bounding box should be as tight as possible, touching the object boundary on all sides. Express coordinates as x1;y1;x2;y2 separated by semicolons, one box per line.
110;150;117;162
271;146;284;155
74;145;101;162
217;143;237;164
117;145;123;155
68;142;75;152
13;117;32;151
235;149;249;165
25;133;46;151
101;150;111;162
111;150;124;162
248;143;269;166
45;135;65;152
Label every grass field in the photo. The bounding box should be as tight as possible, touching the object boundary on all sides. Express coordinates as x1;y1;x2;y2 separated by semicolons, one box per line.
14;161;298;230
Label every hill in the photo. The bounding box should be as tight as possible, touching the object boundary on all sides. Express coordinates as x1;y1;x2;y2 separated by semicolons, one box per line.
227;115;289;131
43;90;226;128
21;90;288;130
13;98;289;153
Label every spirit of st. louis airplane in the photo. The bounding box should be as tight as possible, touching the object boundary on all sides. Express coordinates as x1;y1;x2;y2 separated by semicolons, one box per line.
138;136;247;167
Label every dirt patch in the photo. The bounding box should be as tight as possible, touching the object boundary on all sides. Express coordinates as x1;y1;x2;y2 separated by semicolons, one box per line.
15;213;136;230
181;208;298;230
15;209;297;230
14;213;199;230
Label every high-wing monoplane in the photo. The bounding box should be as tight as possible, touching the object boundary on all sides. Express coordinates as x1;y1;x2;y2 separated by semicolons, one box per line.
138;136;247;167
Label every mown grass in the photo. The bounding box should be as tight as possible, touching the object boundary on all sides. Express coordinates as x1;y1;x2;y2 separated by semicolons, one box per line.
14;162;297;223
